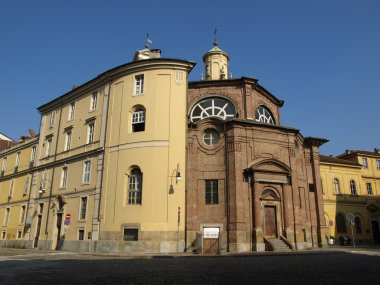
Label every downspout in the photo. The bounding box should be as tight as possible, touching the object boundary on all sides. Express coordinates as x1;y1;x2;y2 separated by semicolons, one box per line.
224;123;230;252
95;81;111;230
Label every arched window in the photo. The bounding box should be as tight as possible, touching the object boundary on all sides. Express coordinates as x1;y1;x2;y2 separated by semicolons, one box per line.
336;213;347;233
190;97;236;123
350;180;357;195
128;168;142;204
333;179;340;194
131;107;145;132
255;105;275;124
354;217;362;233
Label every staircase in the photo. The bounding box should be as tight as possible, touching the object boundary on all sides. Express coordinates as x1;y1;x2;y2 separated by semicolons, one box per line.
267;238;292;252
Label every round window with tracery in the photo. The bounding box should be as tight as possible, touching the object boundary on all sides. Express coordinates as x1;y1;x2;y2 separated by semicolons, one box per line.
203;129;220;146
190;97;236;123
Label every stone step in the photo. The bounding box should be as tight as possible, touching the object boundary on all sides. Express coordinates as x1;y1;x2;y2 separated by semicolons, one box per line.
268;238;291;252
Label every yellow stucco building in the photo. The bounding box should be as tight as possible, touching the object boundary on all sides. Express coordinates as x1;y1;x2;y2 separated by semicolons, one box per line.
320;150;380;245
0;47;194;253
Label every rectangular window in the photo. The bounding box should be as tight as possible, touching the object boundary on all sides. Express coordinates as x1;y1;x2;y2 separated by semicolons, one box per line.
83;161;91;183
90;91;98;111
309;183;316;192
39;203;44;215
1;157;7;176
40;171;47;191
205;180;218;205
367;183;373;195
3;208;10;226
377;160;380;170
60;167;68;188
30;146;36;165
362;158;368;168
23;175;30;196
80;197;87;220
135;75;144;95
64;130;72;151
17;230;22;239
123;228;138;241
8;179;14;198
20;205;26;224
68;102;76;120
45;138;52;157
15;152;20;168
2;231;6;239
78;229;85;240
49;111;55;128
86;122;95;144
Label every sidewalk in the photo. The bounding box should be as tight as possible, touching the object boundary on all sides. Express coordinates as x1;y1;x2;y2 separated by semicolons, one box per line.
1;244;380;259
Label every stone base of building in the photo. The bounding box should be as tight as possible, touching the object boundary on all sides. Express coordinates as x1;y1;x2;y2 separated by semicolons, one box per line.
0;240;33;249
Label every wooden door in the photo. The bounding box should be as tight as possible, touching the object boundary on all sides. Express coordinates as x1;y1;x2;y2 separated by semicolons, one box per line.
203;238;219;254
264;206;277;238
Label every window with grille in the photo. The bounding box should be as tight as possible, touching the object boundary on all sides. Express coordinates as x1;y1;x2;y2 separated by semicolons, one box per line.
128;168;142;204
205;180;218;205
123;228;138;241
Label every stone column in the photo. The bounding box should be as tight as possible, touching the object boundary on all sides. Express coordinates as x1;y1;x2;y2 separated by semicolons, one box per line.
282;182;295;246
252;181;264;251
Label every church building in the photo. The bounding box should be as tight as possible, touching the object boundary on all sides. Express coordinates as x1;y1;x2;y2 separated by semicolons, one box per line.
186;39;328;253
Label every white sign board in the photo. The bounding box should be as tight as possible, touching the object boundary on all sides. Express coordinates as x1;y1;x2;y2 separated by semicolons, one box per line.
203;227;219;239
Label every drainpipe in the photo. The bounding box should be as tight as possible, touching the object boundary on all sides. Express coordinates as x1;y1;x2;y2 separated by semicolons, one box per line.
224;123;230;252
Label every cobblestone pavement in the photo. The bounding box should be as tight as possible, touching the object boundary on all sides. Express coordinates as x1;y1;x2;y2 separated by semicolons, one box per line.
0;247;379;284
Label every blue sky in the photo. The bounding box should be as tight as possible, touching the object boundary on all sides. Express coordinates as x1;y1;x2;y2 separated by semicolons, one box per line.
0;0;379;155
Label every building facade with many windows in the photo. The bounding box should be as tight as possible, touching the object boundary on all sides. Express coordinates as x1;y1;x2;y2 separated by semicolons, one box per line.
320;150;380;245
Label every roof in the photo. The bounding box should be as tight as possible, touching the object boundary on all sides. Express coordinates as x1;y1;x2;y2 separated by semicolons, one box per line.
0;133;14;141
189;77;284;107
320;155;362;167
202;44;229;61
337;149;380;159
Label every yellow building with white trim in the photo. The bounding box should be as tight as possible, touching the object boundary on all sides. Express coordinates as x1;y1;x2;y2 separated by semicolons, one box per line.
320;151;380;245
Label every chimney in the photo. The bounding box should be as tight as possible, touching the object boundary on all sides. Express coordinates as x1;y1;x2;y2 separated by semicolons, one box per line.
345;150;351;154
375;148;379;154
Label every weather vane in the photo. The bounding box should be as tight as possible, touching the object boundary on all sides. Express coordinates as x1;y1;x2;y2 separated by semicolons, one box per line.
145;33;152;49
214;28;218;46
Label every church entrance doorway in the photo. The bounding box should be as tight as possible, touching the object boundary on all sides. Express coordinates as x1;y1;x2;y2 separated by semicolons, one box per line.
264;206;277;238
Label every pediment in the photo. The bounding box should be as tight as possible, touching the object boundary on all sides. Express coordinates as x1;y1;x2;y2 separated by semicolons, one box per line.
250;159;291;174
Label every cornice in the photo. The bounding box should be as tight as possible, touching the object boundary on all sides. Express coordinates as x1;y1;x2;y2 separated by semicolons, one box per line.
38;58;196;114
